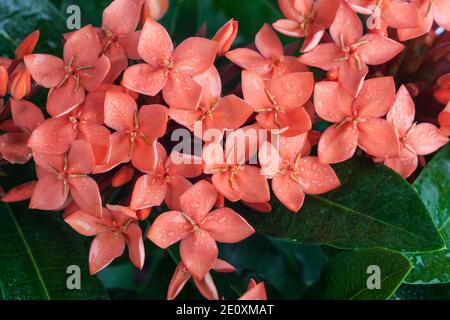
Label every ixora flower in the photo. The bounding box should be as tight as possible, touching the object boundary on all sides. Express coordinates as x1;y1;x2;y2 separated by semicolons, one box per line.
348;0;421;29
0;99;44;164
141;0;170;21
97;90;168;173
273;0;340;52
27;94;111;165
439;102;450;136
239;279;267;300
64;205;144;275
382;86;449;178
30;140;102;217
169;66;253;139
397;0;450;41
24;25;111;117
122;19;218;110
242;70;313;137
226;24;306;79
259;133;340;212
315;77;400;164
167;259;235;300
130;147;203;211
299;3;404;97
212;19;239;56
148;180;255;281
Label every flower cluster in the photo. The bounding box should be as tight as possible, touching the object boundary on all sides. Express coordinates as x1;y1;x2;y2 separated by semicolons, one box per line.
0;0;449;300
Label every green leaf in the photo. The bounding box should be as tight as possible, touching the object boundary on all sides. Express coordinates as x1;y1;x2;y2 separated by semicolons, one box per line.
317;249;412;300
0;202;108;300
406;144;450;284
393;283;450;300
238;158;444;253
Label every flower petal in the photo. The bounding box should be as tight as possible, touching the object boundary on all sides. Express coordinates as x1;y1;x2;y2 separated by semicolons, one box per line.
167;262;191;300
193;273;219;300
163;72;202;110
272;173;305;212
384;145;418;179
180;180;218;224
68;140;95;174
298;43;343;71
338;56;368;97
166;151;203;178
138;19;173;67
138;104;168;139
123;222;145;270
166;175;192;211
130;174;167;210
241;70;271;109
64;25;102;67
122;63;168;96
29;174;67;211
10;99;44;134
69;176;102;217
147;210;192;249
434;0;450;30
23;54;65;88
329;3;363;46
357;117;400;159
404;123;449;156
180;231;218;281
2;181;36;203
273;19;305;38
314;81;353;122
269;72;314;109
255;24;283;59
234;165;270;203
201;207;255;243
318;122;359;164
78;122;111;165
212;19;238;56
78;54;111;92
102;0;142;35
28;117;77;154
89;232;125;275
297;156;341;194
386;85;415;137
64;210;110;236
276;107;312;137
173;37;218;76
355;34;404;66
225;49;271;74
104;90;137;131
211;172;242;202
204;95;253;132
354;76;396;118
46;78;86;117
0;132;32;164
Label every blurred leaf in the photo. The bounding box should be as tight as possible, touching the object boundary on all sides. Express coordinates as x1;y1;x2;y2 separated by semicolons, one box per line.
406;145;450;284
239;158;444;253
317;249;411;300
0;202;108;300
393;283;450;300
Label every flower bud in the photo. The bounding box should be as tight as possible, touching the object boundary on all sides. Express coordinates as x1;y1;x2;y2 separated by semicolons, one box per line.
212;19;238;56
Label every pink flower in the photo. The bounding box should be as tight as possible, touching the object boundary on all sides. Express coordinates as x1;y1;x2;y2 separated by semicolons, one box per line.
30;140;102;217
242;70;314;137
167;259;235;300
122;19;218;110
259;133;340;212
65;205;145;275
147;180;255;280
383;86;449;178
98;90;168;173
273;0;340;52
24;25;111;117
169;66;253;139
314;77;400;164
130;148;203;211
227;24;307;79
299;3;404;96
0;99;44;164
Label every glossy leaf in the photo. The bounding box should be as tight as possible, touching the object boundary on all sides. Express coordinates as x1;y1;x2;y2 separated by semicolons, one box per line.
239;158;444;253
317;249;412;300
0;202;109;300
406;145;450;284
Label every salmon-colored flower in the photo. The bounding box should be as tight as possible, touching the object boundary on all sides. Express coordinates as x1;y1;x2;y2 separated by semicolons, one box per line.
203;139;271;204
122;19;218;110
383;86;449;178
141;0;169;22
2;181;36;203
65;206;144;275
131;147;203;210
30;140;102;217
147;180;255;280
273;0;340;52
28;96;111;165
239;279;267;300
226;24;307;79
434;73;450;105
111;165;135;187
259;133;340;212
24;25;111;117
439;102;450;136
349;0;420;29
212;19;239;56
169;66;253;139
0;66;9;97
101;0;145;83
299;4;404;97
397;0;450;41
315;77;400;164
0;99;44;164
99;90;168;172
8;64;31;100
167;259;235;300
242;70;314;137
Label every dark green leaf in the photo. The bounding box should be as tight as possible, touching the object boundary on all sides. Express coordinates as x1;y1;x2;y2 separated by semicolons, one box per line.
317;249;412;300
406;144;450;284
239;158;444;253
393;283;450;300
0;202;108;300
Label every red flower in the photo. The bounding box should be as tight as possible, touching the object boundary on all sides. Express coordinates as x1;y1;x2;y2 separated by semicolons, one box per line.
24;25;111;117
259;133;340;212
99;90;168;172
242;70;314;137
65;205;145;274
299;4;404;96
147;180;255;280
122;19;218;110
212;19;239;56
227;24;307;79
169;66;253;139
167;259;235;300
131;148;203;211
384;86;449;178
0;99;44;164
30;140;102;217
314;77;400;164
273;0;340;52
